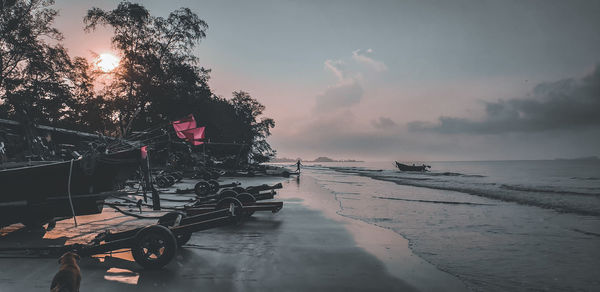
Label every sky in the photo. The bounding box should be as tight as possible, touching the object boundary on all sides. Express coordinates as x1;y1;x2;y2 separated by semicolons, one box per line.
53;0;600;161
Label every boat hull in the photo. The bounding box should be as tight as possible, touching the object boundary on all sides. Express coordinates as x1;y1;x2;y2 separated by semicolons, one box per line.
395;161;429;172
0;149;140;227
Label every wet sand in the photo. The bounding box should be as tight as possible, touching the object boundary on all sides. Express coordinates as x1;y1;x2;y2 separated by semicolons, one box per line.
0;175;464;291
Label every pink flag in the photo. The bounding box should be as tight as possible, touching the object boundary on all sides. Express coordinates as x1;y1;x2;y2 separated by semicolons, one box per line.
172;114;196;139
181;127;205;145
141;146;148;159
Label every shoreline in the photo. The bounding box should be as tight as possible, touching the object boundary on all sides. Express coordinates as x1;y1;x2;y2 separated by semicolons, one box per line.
281;174;468;292
0;174;443;291
298;163;600;291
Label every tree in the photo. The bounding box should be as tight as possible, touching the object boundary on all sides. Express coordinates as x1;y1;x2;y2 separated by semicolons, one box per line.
67;57;116;133
0;0;74;125
0;0;277;164
84;1;211;136
230;91;276;163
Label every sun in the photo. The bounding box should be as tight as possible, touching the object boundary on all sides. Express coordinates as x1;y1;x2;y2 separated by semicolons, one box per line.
96;53;120;72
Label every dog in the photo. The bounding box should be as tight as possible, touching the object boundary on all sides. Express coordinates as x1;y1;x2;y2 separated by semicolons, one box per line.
50;252;81;292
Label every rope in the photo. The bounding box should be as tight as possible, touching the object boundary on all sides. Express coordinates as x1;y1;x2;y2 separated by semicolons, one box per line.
67;159;78;227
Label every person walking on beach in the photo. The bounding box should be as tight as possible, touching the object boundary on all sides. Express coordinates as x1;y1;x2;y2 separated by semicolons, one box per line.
296;160;302;173
0;141;6;163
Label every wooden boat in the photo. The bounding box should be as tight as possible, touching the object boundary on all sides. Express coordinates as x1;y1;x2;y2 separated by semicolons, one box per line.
395;161;431;172
0;148;141;227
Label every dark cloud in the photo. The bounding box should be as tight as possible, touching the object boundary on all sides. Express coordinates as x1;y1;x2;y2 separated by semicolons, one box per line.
371;117;397;129
409;65;600;134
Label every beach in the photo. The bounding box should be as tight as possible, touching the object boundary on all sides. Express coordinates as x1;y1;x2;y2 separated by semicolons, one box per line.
0;174;465;291
3;160;597;291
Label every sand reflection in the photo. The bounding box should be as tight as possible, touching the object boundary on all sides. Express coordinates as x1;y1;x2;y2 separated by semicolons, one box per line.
104;267;140;285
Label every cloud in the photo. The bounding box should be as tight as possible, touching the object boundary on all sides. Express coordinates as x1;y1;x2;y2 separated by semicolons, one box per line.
324;59;346;81
409;64;600;134
352;49;387;72
371;117;397;129
315;79;364;112
315;59;364;112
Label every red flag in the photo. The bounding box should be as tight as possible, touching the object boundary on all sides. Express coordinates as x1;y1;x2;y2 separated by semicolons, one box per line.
181;127;205;145
140;146;148;159
172;114;196;139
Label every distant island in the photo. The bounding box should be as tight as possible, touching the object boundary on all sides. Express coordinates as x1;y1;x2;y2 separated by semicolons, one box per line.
271;156;363;163
311;157;363;162
554;156;600;161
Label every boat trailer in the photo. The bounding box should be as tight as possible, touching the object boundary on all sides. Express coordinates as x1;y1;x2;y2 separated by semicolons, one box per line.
0;200;282;269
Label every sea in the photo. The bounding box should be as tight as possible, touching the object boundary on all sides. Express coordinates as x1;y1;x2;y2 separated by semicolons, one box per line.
293;160;600;291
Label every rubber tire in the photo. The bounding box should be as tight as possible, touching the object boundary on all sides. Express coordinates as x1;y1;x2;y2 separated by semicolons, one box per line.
164;175;176;186
157;212;192;247
171;172;183;182
236;192;256;217
232;186;246;194
214;197;243;217
194;181;211;197
218;189;238;200
155;176;169;188
208;180;220;192
157;212;185;226
236;193;256;205
131;225;177;269
175;233;192;247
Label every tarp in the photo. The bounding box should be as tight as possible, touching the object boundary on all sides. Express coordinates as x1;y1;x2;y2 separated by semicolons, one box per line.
181;127;205;145
172;114;196;139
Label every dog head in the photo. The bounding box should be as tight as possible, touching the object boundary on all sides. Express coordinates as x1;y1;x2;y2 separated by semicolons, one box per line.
58;252;80;265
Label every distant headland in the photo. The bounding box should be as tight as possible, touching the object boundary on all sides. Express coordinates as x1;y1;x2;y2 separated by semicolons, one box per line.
271;156;363;163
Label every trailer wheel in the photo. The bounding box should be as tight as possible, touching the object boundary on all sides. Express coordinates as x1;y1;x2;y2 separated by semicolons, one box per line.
171;172;183;182
157;212;191;247
218;189;238;200
232;186;246;194
157;212;185;227
175;233;192;247
194;181;211;197
215;197;243;217
155;176;169;188
236;193;256;205
164;175;176;186
245;186;257;194
208;179;220;192
132;225;177;269
236;193;256;217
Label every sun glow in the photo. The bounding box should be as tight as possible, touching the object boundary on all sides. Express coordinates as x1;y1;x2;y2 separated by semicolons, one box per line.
96;53;120;72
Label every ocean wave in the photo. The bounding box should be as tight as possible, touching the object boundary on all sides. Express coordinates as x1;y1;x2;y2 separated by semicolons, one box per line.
330;166;486;179
374;196;494;206
325;167;600;217
571;176;600;181
500;184;600;197
427;172;486;178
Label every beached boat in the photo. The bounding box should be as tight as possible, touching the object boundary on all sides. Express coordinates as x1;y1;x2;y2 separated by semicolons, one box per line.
395;161;430;172
0;148;141;227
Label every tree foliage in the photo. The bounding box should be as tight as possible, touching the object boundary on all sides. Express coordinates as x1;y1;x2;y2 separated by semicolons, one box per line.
0;0;74;125
84;2;211;136
0;0;276;163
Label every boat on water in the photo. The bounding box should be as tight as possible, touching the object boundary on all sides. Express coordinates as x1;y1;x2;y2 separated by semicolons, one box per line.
395;161;431;172
0;147;141;228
